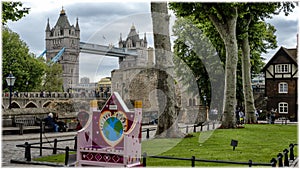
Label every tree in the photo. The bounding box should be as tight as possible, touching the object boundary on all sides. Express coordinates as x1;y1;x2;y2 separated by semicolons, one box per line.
170;3;239;128
2;1;29;25
170;2;295;127
2;27;45;92
172;17;225;122
151;2;184;137
42;63;63;92
237;3;294;123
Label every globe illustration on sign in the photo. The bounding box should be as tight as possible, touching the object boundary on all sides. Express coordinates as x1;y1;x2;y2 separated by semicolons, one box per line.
102;117;123;141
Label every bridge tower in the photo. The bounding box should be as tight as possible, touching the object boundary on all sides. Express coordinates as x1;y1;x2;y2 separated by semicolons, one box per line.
45;7;80;91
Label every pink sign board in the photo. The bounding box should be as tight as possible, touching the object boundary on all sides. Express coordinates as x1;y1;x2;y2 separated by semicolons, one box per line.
76;92;142;167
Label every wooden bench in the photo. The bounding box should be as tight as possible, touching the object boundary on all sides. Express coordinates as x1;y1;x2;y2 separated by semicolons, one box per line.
3;116;40;135
2;116;53;135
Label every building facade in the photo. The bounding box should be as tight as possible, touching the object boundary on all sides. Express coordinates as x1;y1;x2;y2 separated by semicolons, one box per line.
45;8;80;91
112;25;203;124
262;45;298;121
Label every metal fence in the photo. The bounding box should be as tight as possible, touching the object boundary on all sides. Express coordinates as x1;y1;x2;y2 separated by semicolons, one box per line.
142;143;297;167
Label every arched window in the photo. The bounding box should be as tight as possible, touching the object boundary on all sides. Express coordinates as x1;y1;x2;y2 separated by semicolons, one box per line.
278;102;288;114
278;82;288;93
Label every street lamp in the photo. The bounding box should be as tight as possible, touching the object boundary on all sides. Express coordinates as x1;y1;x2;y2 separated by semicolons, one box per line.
203;95;207;121
26;81;29;97
6;72;16;109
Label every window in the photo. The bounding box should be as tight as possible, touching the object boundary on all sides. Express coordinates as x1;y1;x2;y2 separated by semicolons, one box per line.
275;64;290;73
278;102;288;114
278;82;288;93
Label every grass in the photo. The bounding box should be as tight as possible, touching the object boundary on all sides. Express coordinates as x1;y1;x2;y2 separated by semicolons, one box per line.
34;152;76;164
34;124;298;167
143;124;298;167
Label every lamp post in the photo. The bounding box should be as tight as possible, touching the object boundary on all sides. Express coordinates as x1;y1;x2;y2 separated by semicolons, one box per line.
6;72;16;109
26;81;29;97
203;95;207;121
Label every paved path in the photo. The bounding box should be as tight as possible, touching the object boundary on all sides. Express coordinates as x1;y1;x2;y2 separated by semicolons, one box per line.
1;123;214;167
1;125;158;167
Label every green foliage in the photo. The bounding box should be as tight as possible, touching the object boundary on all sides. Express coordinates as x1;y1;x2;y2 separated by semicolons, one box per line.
42;63;63;92
172;17;225;110
2;27;45;92
169;2;294;107
2;1;30;25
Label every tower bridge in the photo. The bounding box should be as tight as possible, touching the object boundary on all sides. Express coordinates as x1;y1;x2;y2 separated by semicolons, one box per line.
44;8;148;91
79;42;137;57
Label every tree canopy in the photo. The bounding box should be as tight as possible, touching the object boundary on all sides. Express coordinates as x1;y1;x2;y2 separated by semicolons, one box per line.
2;1;30;25
2;27;45;92
169;2;295;128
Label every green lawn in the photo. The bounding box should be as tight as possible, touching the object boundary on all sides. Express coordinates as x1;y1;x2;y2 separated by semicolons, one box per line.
143;124;298;167
34;124;298;167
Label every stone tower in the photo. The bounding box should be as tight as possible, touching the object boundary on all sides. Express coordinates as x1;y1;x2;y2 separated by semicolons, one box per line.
118;24;147;49
45;8;80;91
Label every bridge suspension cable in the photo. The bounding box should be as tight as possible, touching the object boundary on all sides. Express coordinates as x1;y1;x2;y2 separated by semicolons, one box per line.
37;49;47;58
48;47;65;65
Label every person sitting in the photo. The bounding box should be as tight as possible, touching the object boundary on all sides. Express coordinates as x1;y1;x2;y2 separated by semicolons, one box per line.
44;113;59;132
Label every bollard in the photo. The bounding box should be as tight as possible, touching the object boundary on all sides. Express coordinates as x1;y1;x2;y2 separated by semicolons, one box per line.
285;118;287;125
142;152;147;167
146;129;150;139
40;120;43;156
191;156;195;167
277;153;283;167
53;139;57;154
19;123;24;135
270;158;277;167
74;136;77;150
283;149;289;167
200;124;203;131
207;123;210;131
186;126;189;133
212;122;215;129
193;125;196;132
65;146;69;166
248;160;252;167
289;144;294;161
24;142;31;161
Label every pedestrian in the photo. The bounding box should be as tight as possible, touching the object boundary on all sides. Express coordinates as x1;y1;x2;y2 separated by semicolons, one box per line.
270;108;276;124
255;109;259;122
235;107;240;125
239;110;245;125
44;113;59;132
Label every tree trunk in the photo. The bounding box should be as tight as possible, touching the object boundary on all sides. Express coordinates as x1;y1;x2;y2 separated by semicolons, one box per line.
208;7;238;128
151;2;184;138
241;31;256;124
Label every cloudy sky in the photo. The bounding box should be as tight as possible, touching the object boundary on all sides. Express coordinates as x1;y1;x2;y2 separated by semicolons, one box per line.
6;1;299;82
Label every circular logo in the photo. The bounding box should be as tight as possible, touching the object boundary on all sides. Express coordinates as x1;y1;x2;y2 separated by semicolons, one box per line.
102;117;123;141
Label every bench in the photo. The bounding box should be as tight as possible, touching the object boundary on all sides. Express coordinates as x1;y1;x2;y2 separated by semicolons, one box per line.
2;116;53;135
3;116;40;135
